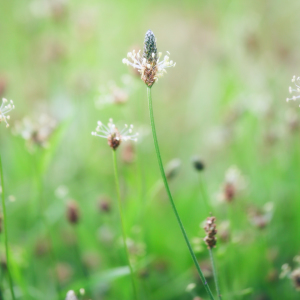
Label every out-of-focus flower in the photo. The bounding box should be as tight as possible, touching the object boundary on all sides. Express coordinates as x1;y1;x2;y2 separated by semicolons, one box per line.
14;114;57;150
91;118;138;150
0;76;7;97
123;30;176;87
165;158;181;180
248;202;274;229
0;98;15;128
121;142;136;164
191;156;205;172
291;269;300;291
285;109;299;132
98;196;111;213
95;76;135;110
279;264;291;279
287;76;300;106
218;166;246;203
66;200;80;225
55;262;73;284
30;0;68;21
65;290;78;300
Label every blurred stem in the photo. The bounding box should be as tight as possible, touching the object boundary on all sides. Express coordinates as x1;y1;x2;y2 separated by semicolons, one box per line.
73;227;91;297
112;150;138;300
0;154;16;300
147;87;215;300
33;155;61;300
209;248;222;300
198;174;211;215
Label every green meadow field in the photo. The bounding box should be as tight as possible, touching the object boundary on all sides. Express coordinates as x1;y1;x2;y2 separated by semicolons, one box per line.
1;0;300;299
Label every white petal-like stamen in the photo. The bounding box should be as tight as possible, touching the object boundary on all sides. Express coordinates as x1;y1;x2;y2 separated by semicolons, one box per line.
92;119;138;149
0;98;15;128
286;76;300;106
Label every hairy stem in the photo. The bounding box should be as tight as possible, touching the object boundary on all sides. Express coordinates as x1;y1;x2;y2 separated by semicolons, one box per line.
0;154;16;300
112;150;138;300
147;87;215;300
209;248;222;300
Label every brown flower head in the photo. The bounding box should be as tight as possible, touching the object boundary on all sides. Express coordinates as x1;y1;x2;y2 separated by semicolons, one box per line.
203;216;217;249
123;30;176;87
92;118;138;150
66;200;80;225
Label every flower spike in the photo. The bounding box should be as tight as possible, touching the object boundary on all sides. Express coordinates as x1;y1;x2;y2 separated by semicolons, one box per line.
91;118;138;150
122;30;176;87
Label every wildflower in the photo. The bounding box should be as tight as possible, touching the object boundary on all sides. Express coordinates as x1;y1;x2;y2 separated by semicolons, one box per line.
14;114;57;149
165;158;181;180
0;98;15;128
219;166;246;203
203;216;217;249
186;283;196;292
66;200;80;225
192;156;205;171
122;30;176;87
65;290;78;300
91;118;138;150
98;196;111;213
287;76;300;106
291;269;300;291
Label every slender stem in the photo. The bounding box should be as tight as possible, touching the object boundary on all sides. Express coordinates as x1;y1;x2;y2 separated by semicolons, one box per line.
147;87;215;300
112;150;138;300
34;159;61;300
209;248;222;300
0;154;16;300
198;174;210;215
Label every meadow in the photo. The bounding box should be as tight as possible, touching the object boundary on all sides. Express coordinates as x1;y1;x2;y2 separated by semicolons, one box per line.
1;0;300;299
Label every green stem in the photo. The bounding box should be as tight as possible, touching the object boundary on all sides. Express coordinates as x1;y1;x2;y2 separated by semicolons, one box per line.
34;160;61;300
198;174;211;215
0;154;16;300
147;87;215;300
112;150;138;300
209;248;222;300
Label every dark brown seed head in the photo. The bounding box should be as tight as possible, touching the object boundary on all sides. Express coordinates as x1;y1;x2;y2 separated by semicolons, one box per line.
143;30;158;64
192;156;205;172
203;216;217;249
66;200;80;225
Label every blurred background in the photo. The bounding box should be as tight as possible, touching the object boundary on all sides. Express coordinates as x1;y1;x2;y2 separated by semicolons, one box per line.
1;0;300;299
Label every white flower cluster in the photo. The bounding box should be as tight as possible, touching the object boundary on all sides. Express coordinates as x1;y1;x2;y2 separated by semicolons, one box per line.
0;98;15;128
286;75;300;105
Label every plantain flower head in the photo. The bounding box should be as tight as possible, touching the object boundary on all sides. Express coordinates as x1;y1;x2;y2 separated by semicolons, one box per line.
122;30;176;87
92;118;138;150
0;98;15;128
286;76;300;106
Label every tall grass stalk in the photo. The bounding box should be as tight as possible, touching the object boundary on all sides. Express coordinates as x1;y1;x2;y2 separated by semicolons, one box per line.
147;87;215;300
0;155;16;300
112;150;138;300
209;248;222;300
33;159;61;300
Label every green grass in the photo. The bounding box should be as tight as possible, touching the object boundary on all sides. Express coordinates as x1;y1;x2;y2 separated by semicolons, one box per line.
1;0;300;299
